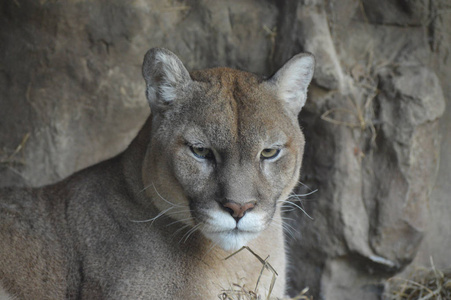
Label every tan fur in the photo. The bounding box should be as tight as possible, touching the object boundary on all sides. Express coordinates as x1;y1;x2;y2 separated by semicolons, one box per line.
0;48;314;299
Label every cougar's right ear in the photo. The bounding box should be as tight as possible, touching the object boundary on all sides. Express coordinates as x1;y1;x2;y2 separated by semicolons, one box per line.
266;53;315;115
142;48;192;112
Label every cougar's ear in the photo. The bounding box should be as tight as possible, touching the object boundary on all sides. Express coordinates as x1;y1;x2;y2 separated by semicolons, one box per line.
267;53;315;115
142;48;192;112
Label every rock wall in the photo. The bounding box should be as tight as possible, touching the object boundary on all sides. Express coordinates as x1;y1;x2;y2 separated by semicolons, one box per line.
1;0;449;299
0;0;278;187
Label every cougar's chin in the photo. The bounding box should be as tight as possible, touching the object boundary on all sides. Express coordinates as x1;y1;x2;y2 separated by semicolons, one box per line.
203;230;260;251
199;210;268;251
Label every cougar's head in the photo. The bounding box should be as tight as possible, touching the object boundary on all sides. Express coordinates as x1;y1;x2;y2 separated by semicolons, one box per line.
141;48;314;251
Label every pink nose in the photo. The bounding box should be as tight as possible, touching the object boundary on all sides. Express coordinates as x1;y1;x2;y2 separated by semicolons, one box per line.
222;201;255;219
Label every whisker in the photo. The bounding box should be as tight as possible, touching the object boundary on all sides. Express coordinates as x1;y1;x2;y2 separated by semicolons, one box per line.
282;225;297;241
139;181;183;208
280;204;298;211
289;189;318;198
281;208;296;213
203;240;219;258
178;224;198;243
139;183;153;194
184;225;201;243
278;218;300;235
280;200;314;220
171;223;192;238
164;208;193;217
180;223;202;244
280;216;297;223
151;182;183;207
166;217;195;227
297;181;315;192
270;219;297;240
130;206;174;224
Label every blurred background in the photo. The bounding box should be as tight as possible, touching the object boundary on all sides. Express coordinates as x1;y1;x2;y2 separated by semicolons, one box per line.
0;0;450;299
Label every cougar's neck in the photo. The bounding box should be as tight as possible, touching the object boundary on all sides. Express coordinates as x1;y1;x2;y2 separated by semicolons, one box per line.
120;116;152;204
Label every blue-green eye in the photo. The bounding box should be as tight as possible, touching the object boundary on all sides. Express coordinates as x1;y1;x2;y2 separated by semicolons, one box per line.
190;146;213;159
260;148;280;159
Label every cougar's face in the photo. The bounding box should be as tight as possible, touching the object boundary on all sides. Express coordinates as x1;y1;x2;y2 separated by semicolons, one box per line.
146;70;305;251
141;48;313;251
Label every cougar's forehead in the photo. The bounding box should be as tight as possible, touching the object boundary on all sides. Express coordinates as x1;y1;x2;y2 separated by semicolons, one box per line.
178;68;293;148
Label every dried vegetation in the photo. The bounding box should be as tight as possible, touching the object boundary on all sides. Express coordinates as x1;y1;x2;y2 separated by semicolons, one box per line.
384;259;451;300
219;246;312;300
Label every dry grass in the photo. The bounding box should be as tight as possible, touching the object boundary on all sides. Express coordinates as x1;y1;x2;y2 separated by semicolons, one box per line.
263;25;277;71
0;133;30;165
219;246;312;300
318;43;393;155
320;45;380;129
219;285;312;300
384;259;451;300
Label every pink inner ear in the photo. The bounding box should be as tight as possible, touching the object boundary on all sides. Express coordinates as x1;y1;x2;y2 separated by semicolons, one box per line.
275;54;314;113
143;48;192;108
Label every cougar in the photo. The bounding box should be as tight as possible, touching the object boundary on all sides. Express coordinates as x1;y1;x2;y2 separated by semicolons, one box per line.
0;48;314;299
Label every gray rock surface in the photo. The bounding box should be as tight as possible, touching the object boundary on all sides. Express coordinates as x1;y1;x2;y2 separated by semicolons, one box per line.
1;0;449;299
0;0;277;187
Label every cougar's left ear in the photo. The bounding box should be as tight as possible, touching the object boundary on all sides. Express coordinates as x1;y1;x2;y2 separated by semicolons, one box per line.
142;48;192;112
266;53;315;115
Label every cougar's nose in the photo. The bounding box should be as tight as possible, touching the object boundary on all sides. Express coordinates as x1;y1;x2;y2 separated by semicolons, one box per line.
222;200;255;221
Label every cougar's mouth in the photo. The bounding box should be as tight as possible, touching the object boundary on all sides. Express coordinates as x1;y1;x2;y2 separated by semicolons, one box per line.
196;209;268;251
202;228;260;251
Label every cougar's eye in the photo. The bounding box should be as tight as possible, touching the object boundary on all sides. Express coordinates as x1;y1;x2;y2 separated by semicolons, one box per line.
260;148;280;159
190;146;213;159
